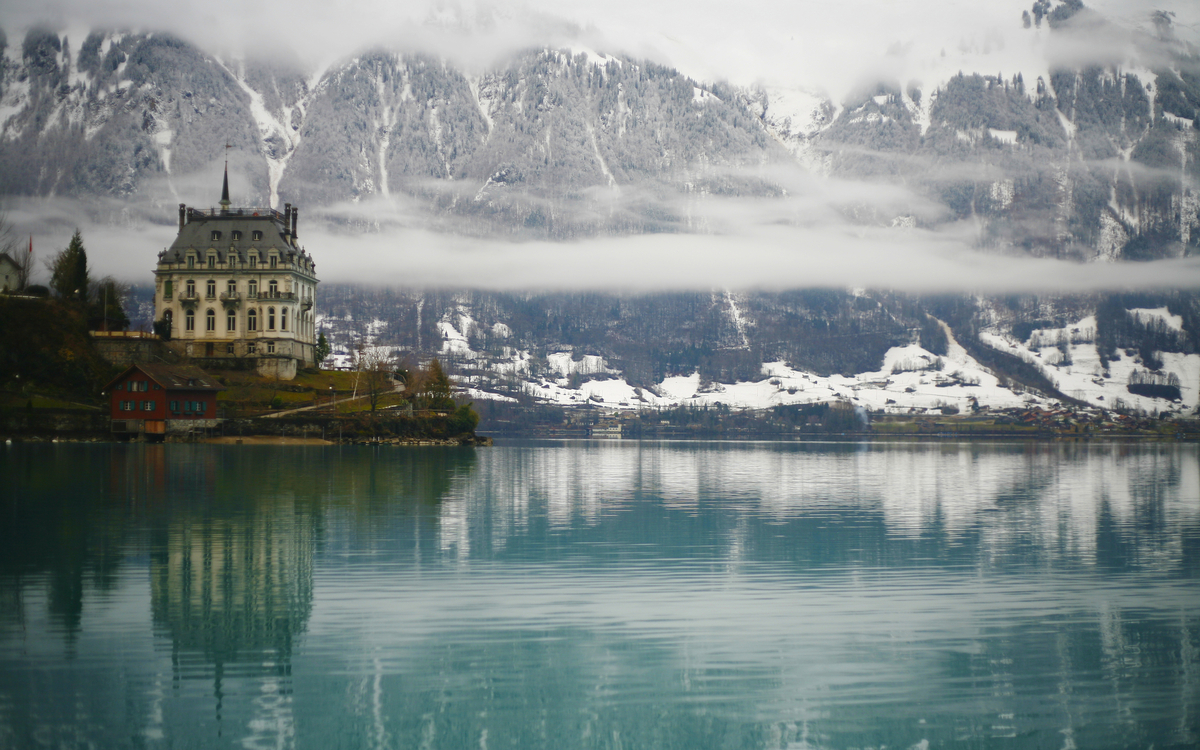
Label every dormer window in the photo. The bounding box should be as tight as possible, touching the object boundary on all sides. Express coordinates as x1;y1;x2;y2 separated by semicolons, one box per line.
207;255;215;268
269;255;277;269
187;254;195;269
210;230;222;241
249;255;257;269
231;230;242;241
252;230;263;241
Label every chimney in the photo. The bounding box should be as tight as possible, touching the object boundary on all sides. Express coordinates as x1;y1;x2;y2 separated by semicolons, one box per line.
178;203;186;233
283;203;292;240
291;207;299;243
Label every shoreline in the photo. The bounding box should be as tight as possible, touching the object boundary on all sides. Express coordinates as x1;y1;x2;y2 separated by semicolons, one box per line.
2;431;1192;445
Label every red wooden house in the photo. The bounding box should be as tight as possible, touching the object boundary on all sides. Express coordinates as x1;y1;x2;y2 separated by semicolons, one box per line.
104;364;224;438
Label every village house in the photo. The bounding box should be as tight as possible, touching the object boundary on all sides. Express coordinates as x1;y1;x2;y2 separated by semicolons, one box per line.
154;166;319;380
0;251;21;293
104;363;224;440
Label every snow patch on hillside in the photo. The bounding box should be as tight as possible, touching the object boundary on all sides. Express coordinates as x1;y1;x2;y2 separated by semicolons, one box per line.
980;316;1198;414
1130;307;1183;332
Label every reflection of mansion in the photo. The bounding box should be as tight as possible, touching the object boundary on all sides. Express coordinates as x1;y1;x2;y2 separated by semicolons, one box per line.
154;168;319;380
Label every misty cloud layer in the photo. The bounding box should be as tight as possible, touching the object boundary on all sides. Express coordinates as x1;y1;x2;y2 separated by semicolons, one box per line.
3;0;1199;293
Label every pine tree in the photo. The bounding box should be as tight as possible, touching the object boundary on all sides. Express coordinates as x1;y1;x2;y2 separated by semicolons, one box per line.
49;229;90;302
314;332;331;366
425;358;455;410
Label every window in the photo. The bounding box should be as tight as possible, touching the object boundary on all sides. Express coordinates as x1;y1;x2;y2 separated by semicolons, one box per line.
249;255;257;269
248;309;258;331
227;311;236;331
267;341;275;354
268;307;276;330
207;255;215;269
248;280;258;296
114;383;124;391
169;400;179;413
195;402;206;415
164;280;173;299
269;280;278;296
247;342;257;354
205;309;216;331
226;343;234;354
227;280;236;295
164;310;173;329
210;230;222;241
185;309;195;331
187;255;195;269
186;280;195;297
206;280;216;298
281;307;288;331
252;230;263;241
231;230;242;241
269;255;277;269
142;401;155;411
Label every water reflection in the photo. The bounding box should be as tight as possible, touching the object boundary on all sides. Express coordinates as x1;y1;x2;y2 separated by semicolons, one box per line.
436;440;1200;575
0;441;1197;749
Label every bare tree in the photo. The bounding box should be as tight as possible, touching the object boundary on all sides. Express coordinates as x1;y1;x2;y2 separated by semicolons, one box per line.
353;346;396;413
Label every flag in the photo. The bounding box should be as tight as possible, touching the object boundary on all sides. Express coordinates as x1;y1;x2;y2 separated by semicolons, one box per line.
28;235;32;254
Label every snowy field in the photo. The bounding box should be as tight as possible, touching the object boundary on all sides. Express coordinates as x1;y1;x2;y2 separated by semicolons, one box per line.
319;307;1198;417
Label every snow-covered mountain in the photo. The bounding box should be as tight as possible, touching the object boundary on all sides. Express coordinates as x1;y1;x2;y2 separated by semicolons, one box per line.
3;8;1198;255
6;4;1200;416
305;284;1200;417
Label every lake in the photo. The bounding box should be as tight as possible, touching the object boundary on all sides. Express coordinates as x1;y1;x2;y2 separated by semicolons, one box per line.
1;440;1197;749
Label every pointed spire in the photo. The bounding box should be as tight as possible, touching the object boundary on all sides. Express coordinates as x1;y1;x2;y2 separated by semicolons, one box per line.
219;142;232;213
220;164;231;211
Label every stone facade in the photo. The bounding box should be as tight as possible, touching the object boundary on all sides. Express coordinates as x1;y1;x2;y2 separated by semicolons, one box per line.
154;170;319;380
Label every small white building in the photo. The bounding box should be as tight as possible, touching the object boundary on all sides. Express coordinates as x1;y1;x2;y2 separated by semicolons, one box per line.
0;251;21;293
154;168;319;380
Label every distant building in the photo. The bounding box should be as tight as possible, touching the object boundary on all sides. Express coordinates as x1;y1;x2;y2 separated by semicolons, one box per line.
0;251;21;293
104;363;225;439
154;166;319;380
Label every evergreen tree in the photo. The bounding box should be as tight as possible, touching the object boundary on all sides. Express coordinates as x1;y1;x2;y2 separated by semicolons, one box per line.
314;332;331;366
48;229;90;302
425;358;455;410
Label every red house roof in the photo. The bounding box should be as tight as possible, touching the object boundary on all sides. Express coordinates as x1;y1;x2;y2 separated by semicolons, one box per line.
103;363;224;393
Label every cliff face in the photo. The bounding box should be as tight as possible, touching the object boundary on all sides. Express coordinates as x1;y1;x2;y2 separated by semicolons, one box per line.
3;25;1197;259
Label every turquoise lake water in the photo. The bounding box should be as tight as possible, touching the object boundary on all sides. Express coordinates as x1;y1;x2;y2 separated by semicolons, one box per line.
1;440;1197;749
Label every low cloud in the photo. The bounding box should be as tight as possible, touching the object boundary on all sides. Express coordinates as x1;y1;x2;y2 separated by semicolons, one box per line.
10;171;1196;295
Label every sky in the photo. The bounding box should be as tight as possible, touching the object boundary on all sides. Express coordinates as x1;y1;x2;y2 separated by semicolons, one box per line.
2;0;1200;292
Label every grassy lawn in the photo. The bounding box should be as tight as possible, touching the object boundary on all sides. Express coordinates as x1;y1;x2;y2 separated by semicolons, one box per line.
211;368;371;414
0;391;101;410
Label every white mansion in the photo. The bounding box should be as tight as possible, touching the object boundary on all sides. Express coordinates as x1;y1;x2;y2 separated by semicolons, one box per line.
154;170;319;380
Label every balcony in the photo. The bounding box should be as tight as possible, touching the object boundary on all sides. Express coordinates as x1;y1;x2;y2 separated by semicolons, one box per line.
248;290;297;301
178;292;200;307
220;292;242;308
